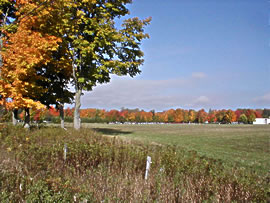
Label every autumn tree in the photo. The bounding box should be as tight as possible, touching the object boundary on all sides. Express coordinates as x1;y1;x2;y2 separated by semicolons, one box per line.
1;1;150;129
65;107;74;118
165;109;175;123
0;0;16;66
235;109;243;121
119;110;128;123
153;112;165;123
139;111;153;123
174;109;184;123
216;109;226;123
245;109;256;124
1;1;74;128
197;109;208;123
0;0;17;123
0;0;66;127
188;109;196;123
254;109;262;118
106;109;120;122
128;111;136;122
207;109;217;123
224;109;236;123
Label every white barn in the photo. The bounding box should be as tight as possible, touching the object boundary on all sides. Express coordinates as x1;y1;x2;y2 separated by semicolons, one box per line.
253;118;270;125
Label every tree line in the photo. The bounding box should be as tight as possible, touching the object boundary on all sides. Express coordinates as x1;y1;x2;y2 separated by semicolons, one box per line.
7;107;269;124
0;0;150;129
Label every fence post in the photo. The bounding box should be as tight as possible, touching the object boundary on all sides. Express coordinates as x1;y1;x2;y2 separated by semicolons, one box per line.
145;156;152;180
64;144;67;161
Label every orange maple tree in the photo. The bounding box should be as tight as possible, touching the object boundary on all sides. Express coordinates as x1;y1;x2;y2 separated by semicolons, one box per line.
0;0;74;128
0;0;61;110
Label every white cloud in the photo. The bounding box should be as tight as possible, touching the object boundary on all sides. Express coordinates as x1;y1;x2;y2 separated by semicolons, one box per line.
76;74;212;111
191;72;207;79
182;96;212;109
193;96;210;104
81;78;179;110
254;93;270;106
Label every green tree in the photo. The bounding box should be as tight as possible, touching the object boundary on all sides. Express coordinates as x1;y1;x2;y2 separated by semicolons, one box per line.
238;114;248;124
53;0;151;129
262;108;270;118
246;109;256;124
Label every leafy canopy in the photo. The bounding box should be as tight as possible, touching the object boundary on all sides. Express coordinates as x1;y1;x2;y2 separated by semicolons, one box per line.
51;0;151;90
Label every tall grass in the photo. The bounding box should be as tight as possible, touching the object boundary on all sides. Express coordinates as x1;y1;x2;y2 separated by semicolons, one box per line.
0;124;269;202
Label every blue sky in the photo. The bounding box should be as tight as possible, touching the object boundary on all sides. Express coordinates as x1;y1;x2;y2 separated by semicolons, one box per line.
79;0;269;111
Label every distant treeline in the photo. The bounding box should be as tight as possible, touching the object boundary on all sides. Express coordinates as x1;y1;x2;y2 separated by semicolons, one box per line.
10;107;270;124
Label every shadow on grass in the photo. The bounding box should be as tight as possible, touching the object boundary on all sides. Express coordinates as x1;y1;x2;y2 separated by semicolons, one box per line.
92;128;132;135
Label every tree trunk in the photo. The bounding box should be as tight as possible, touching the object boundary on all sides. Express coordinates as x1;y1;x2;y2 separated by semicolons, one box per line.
59;104;65;129
24;108;30;129
74;89;82;130
12;109;18;126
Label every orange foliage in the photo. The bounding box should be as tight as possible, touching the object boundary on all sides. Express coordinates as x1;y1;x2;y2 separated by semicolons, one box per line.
174;109;184;123
0;0;62;110
65;108;74;117
188;110;196;123
48;106;59;117
28;107;264;124
81;109;96;118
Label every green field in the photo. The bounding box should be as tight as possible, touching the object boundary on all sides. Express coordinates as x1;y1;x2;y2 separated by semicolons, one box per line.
81;123;270;174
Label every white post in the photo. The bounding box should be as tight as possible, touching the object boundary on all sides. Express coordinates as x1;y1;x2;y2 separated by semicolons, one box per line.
64;144;67;161
145;156;152;180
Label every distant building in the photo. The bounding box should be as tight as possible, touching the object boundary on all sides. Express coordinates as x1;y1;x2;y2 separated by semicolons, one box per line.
253;118;270;125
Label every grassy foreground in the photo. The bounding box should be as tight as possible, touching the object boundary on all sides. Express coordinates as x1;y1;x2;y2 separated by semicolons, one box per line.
82;123;270;175
0;124;269;202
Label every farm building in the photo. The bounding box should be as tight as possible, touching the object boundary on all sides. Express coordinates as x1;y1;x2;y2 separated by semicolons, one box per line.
253;118;270;125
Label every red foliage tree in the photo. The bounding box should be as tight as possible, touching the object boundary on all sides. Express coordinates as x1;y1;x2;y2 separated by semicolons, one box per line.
207;110;217;123
65;108;73;117
106;110;120;122
255;110;262;118
197;109;208;123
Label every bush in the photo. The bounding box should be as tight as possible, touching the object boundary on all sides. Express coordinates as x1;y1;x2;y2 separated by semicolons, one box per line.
0;106;11;122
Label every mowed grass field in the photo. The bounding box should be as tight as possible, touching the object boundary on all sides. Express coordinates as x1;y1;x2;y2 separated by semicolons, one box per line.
80;123;270;174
